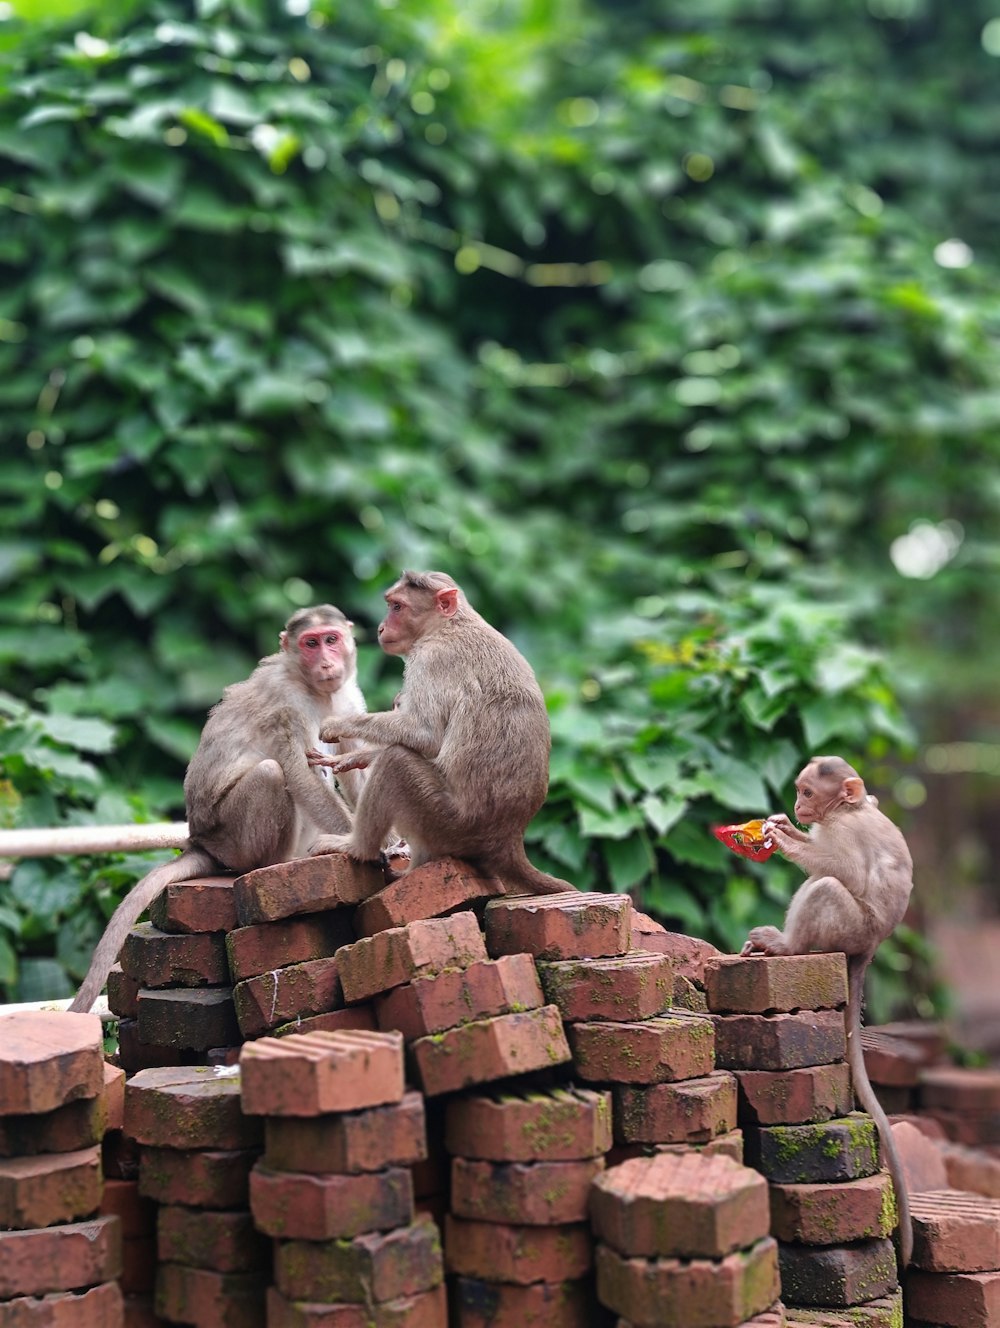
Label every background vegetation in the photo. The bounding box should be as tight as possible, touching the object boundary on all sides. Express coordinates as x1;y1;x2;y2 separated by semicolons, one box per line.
1;0;997;1015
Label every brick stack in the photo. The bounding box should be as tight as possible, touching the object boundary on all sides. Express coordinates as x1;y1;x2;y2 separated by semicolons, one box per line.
240;1027;446;1327
860;1027;932;1116
125;1064;266;1325
590;1151;783;1326
905;1189;1000;1326
918;1066;1000;1156
0;1010;124;1325
705;954;903;1325
98;1063;160;1325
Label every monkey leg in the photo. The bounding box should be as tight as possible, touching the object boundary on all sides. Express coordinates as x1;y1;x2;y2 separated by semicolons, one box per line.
351;744;464;867
203;759;294;873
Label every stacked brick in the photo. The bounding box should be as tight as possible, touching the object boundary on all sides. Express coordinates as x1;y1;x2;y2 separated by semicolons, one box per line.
0;1010;124;1325
704;954;903;1326
240;1027;446;1327
905;1188;1000;1326
125;1064;267;1325
918;1066;1000;1155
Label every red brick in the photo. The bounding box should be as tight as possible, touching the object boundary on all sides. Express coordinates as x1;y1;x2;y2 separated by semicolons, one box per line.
629;928;721;986
0;1093;108;1159
119;924;229;988
155;1263;269;1326
0;1281;124;1327
108;965;140;1018
647;1129;746;1163
734;1064;854;1126
375;955;543;1041
0;1011;104;1116
0;1216;121;1299
443;1215;592;1283
234;856;382;925
744;1115;879;1184
445;1087;612;1161
149;876;237;935
412;1006;570;1096
226;912;356;983
126;1066;262;1150
485;892;632;962
870;1020;948;1063
355;858;506;936
595;1236;780;1327
99;1179;157;1238
139;1147;258;1209
892;1119;949;1192
104;1062;126;1132
274;1006;378;1038
769;1173;897;1244
250;1163;413;1239
923;1108;1000;1146
156;1205;268;1273
780;1289;901;1326
777;1239;897;1307
859;1031;925;1088
265;1283;447;1328
568;1014;714;1085
339;912;488;1003
672;974;709;1012
614;1073;738;1145
451;1156;604;1225
705;955;847;1016
113;1020;193;1074
537;952;673;1023
873;1084;913;1115
122;1294;160;1327
906;1268;1000;1326
941;1140;1000;1197
451;1277;593;1328
264;1091;426;1175
274;1214;443;1304
711;1010;846;1071
909;1189;1000;1272
921;1066;1000;1112
0;1146;102;1230
136;987;240;1050
239;1029;404;1116
233;957;344;1039
591;1153;769;1260
119;1236;156;1297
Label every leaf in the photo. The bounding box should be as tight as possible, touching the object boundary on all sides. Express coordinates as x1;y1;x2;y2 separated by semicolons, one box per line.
692;753;770;814
644;879;707;934
560;762;618;815
578;805;643;840
10;860;85;921
33;713;117;754
639;793;688;836
603;834;653;892
624;750;682;793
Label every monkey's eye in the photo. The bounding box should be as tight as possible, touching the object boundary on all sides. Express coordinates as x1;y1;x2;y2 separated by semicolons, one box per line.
323;634;340;646
799;788;813;798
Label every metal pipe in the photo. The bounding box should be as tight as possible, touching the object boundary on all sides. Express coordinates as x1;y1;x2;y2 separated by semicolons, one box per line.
0;823;189;858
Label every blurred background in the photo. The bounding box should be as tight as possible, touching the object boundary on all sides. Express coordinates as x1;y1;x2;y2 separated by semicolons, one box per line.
1;0;998;1045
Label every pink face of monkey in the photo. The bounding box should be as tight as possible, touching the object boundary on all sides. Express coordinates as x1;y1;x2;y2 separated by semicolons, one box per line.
293;623;355;693
792;760;865;824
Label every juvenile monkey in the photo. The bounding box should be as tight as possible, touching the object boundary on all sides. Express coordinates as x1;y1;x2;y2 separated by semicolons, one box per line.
69;606;366;1014
306;570;574;895
741;755;914;1266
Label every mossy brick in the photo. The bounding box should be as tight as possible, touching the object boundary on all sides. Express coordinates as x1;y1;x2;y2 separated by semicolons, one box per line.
338;912;488;1003
149;875;237;935
785;1289;903;1326
250;1162;413;1239
234;854;382;925
375;954;543;1041
124;1066;263;1151
743;1113;879;1184
119;923;228;989
0;1090;108;1158
776;1238;897;1308
155;1263;270;1326
136;987;240;1050
704;954;848;1016
0;1281;124;1327
920;1066;1000;1112
906;1268;1000;1327
734;1064;854;1126
672;973;709;1012
451;1276;595;1328
99;1179;156;1240
239;1028;404;1116
629;928;722;986
909;1189;1000;1272
114;1019;195;1074
769;1173;897;1245
595;1235;780;1327
104;1062;126;1134
411;1005;571;1096
0;1145;102;1230
0;1011;104;1116
537;952;674;1023
156;1205;268;1274
711;1010;847;1071
859;1031;925;1088
614;1308;786;1328
355;857;506;937
567;1014;715;1085
108;964;140;1019
443;1215;592;1284
608;1128;746;1168
274;1213;443;1305
265;1283;448;1328
226;911;356;983
444;1086;612;1161
274;1005;378;1038
451;1156;604;1225
0;1216;121;1299
263;1091;427;1175
138;1147;258;1209
614;1072;738;1145
484;892;632;962
233;956;344;1039
590;1153;770;1260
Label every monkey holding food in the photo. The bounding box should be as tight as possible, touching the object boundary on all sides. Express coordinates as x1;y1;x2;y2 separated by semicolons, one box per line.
740;755;914;1266
69;605;367;1014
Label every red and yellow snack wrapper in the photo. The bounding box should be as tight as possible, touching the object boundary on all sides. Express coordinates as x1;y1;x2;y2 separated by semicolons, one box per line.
711;818;777;862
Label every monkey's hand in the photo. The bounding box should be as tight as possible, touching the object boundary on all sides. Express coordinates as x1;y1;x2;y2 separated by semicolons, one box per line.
306;748;339;769
762;814;810;852
318;716;365;745
308;833;354;857
741;925;790;956
327;751;373;774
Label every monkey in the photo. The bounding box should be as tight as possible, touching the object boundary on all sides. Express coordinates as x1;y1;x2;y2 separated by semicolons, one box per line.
68;605;367;1014
740;755;914;1267
304;570;576;896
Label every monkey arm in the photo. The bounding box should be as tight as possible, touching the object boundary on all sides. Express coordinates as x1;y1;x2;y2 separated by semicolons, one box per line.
319;708;443;759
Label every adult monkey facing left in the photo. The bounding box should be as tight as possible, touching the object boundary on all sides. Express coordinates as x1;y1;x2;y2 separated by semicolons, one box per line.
69;605;366;1014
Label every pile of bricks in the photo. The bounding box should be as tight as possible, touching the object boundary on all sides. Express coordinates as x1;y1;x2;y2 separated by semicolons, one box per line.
906;1187;1000;1325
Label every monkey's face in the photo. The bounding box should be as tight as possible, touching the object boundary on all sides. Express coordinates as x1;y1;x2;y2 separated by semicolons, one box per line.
295;624;355;692
377;589;419;656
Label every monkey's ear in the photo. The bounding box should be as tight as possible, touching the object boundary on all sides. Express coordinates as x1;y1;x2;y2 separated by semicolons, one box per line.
279;630;289;651
842;776;865;805
436;587;460;618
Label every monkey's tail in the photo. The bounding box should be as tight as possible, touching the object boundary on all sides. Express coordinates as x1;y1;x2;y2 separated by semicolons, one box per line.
475;841;575;896
846;952;914;1268
68;845;218;1015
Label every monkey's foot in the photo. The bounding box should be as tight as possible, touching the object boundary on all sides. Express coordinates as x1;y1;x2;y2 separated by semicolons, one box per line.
741;926;790;956
308;834;354;857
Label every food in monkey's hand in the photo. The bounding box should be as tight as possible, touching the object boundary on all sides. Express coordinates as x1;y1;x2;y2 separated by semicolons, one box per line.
711;818;777;862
